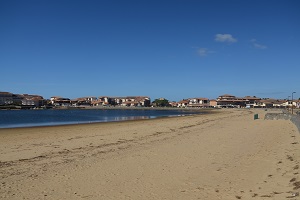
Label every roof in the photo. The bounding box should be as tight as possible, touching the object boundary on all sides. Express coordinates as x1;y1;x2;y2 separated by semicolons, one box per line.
0;92;12;95
178;100;189;103
244;96;261;100
219;94;235;97
80;96;97;99
217;99;249;102
189;97;209;100
260;99;284;104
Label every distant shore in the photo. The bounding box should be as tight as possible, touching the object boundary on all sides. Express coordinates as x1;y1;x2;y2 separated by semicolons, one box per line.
0;104;216;111
83;106;217;111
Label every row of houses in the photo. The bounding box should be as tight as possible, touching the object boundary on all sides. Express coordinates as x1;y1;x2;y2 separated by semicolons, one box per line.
215;94;300;108
171;94;300;108
1;91;299;109
50;96;151;107
0;92;46;107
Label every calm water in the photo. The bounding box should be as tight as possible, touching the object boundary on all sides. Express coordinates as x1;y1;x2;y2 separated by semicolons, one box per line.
0;109;201;128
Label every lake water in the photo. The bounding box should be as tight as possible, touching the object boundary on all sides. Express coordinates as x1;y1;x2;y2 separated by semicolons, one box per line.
0;109;202;128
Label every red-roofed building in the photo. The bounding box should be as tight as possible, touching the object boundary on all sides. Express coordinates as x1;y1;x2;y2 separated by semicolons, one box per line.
50;96;71;107
177;99;189;108
216;94;241;108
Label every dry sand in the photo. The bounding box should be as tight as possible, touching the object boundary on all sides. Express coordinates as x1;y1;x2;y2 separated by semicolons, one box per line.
0;109;299;200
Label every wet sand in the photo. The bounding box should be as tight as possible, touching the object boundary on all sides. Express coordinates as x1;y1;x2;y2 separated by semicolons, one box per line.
0;109;299;199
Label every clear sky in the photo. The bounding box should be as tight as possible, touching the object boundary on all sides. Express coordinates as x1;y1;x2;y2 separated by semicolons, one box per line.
1;0;299;101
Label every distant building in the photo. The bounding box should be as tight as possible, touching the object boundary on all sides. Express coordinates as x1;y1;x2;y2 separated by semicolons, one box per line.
187;98;210;108
21;94;45;107
50;96;71;107
216;94;241;108
296;100;300;108
0;92;45;107
91;96;150;107
0;92;13;105
169;101;178;107
12;94;24;105
244;96;261;108
209;99;217;107
91;96;111;106
177;99;189;107
119;96;150;107
73;97;97;106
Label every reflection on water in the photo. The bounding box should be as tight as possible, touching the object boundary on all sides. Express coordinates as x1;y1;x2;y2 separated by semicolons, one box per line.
109;116;151;121
0;109;201;128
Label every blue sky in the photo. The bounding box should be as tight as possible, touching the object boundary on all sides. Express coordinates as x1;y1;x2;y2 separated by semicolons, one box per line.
1;0;299;101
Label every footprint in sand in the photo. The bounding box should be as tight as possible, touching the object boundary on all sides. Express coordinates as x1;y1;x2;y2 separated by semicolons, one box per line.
287;155;294;161
294;165;299;170
290;178;296;182
293;181;300;190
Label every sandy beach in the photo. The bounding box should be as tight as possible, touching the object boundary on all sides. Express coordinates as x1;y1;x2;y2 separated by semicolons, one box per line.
0;109;299;199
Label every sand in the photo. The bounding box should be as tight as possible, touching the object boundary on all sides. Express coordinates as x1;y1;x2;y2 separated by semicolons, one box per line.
0;109;299;199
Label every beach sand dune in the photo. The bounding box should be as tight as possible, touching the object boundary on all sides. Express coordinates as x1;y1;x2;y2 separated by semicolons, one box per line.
0;109;299;199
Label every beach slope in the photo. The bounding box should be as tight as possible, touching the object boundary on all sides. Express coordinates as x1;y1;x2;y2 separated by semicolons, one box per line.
0;109;299;199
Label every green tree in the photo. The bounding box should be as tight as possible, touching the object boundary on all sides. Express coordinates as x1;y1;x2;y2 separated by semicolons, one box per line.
152;98;170;107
